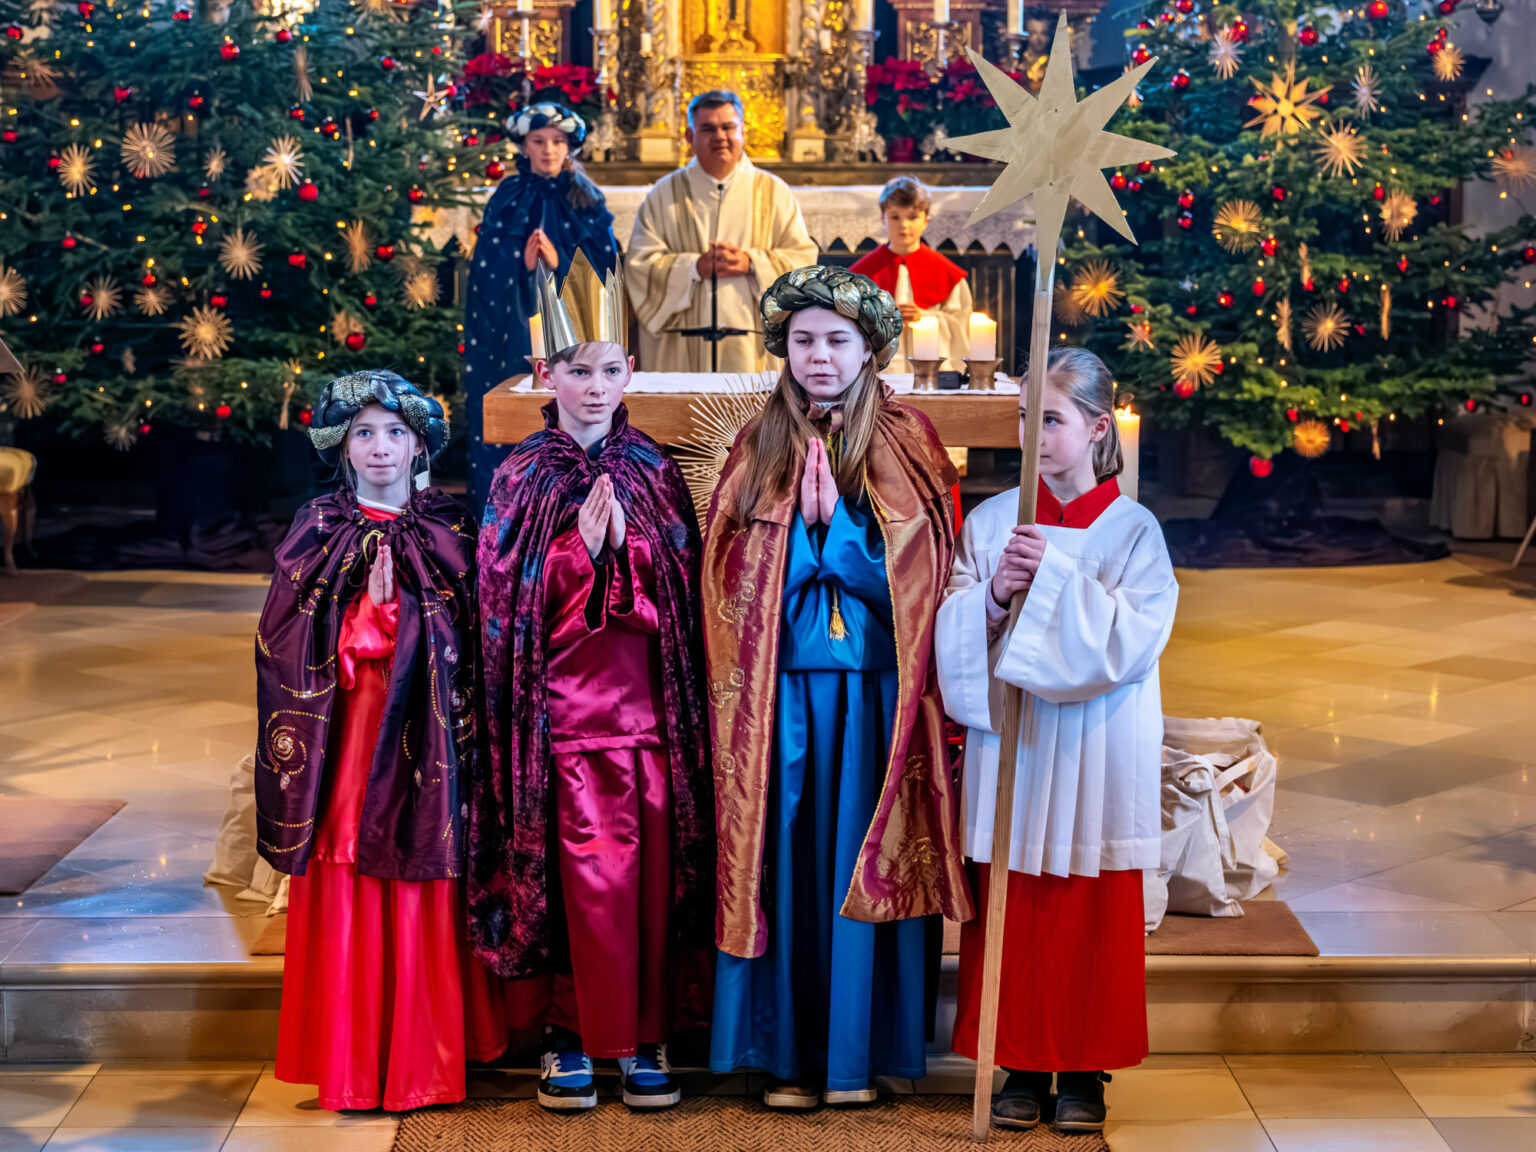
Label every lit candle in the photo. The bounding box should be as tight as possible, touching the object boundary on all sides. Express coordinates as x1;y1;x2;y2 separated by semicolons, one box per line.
529;313;546;360
818;28;833;53
516;0;533;12
640;30;653;55
1007;0;1023;34
967;312;997;361
934;0;949;21
852;0;873;30
593;0;609;31
911;316;940;361
1115;407;1140;501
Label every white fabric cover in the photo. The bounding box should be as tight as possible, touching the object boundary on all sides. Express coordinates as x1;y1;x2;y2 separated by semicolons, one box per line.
204;751;288;915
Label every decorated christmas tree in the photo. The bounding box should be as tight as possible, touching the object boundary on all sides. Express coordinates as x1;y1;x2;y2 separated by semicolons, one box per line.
0;0;486;449
1056;0;1536;473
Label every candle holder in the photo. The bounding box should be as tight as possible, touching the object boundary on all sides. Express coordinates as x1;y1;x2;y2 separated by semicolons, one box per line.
910;358;945;392
963;357;1003;392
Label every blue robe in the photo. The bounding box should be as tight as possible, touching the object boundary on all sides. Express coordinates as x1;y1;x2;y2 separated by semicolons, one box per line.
709;498;929;1092
462;155;618;517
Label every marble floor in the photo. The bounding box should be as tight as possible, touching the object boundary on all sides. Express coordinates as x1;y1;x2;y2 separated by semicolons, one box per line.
0;1053;1531;1150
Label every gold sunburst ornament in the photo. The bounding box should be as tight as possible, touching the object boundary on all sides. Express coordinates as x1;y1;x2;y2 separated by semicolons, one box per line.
176;306;234;360
219;226;264;280
675;373;775;530
1053;282;1087;326
1126;319;1155;351
1070;260;1124;317
1293;419;1331;458
83;276;123;321
1492;146;1536;192
1314;122;1364;178
259;136;305;190
120;122;176;178
0;265;26;318
104;421;138;452
403;271;441;310
293;45;314;103
1303;302;1348;351
1247;63;1330;138
1;367;50;420
1213;200;1264;252
1432;42;1464;83
331;310;364;342
1379;190;1416;242
1276;297;1293;351
344;221;373;273
59;143;96;196
1352;64;1380;116
1209;29;1242;81
134;284;171;316
203;146;228;184
1170;333;1223;388
7;49;60;91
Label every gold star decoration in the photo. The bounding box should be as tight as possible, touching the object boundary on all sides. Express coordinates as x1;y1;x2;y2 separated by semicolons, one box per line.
6;49;60;91
945;14;1175;269
134;284;172;316
413;73;453;121
1314;122;1364;178
331;310;364;343
354;0;406;22
1275;297;1293;351
175;306;234;360
1;366;50;420
1352;65;1380;116
1432;42;1464;83
258;135;305;191
1053;281;1087;326
476;4;495;30
120;122;176;179
344;220;373;273
104;421;138;451
0;264;26;318
1492;145;1536;192
204;146;228;184
1170;332;1223;388
1246;63;1330;139
244;167;281;202
1303;302;1349;351
1379;190;1415;242
294;45;314;103
83;276;122;321
1380;283;1392;340
1126;319;1155;351
1293;419;1331;458
219;225;264;280
1299;242;1313;288
402;270;441;310
58;143;95;196
1069;260;1124;317
1213;200;1264;252
1209;29;1242;81
26;0;55;24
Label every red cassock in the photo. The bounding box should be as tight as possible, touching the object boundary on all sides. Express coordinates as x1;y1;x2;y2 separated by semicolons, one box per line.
276;505;506;1111
503;527;706;1057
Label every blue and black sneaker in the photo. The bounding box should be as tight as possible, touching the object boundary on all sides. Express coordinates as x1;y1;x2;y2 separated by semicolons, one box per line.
617;1042;680;1110
538;1026;597;1112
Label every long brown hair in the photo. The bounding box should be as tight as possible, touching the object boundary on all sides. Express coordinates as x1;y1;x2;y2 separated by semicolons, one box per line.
731;330;885;524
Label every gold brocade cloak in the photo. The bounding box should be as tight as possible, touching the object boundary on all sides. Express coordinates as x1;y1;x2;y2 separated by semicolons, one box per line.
702;395;976;958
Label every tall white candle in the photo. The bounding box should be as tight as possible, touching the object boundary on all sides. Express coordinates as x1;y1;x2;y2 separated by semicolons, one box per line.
934;0;949;21
894;263;914;306
1115;408;1140;501
818;28;833;53
640;30;653;55
529;313;546;360
911;316;940;361
852;0;874;31
593;0;610;31
1007;0;1023;34
967;312;997;360
516;0;533;12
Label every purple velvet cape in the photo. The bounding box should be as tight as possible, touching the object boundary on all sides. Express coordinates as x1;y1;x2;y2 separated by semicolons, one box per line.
254;487;480;880
468;401;714;979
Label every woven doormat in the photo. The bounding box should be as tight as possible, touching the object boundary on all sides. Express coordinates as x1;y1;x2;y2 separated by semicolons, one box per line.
1146;900;1318;956
393;1095;1108;1152
0;796;126;894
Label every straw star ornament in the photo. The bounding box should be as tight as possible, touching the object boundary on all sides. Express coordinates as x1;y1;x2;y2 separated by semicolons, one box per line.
946;14;1174;285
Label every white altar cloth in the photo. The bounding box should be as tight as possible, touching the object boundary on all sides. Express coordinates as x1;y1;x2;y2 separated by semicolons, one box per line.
507;370;1020;395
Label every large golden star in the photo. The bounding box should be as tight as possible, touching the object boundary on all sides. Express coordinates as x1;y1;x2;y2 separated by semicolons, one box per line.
947;13;1174;286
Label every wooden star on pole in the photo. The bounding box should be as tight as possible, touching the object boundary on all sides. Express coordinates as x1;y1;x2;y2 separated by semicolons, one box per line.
946;14;1174;288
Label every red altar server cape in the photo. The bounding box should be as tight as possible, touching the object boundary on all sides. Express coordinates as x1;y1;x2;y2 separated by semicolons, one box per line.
254;488;479;880
703;392;975;959
469;401;714;979
850;243;968;311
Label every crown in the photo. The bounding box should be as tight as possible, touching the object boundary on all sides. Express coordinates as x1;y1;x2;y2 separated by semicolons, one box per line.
536;248;628;355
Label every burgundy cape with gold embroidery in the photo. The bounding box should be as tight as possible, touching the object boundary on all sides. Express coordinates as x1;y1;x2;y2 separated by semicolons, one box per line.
703;393;975;958
254;488;480;880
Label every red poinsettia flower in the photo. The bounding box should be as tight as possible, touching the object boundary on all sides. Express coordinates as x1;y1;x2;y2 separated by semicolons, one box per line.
463;52;515;78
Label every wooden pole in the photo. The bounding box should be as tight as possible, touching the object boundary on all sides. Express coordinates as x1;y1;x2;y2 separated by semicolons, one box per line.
970;260;1055;1142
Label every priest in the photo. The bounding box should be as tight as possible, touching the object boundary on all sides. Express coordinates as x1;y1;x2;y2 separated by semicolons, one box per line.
625;91;818;373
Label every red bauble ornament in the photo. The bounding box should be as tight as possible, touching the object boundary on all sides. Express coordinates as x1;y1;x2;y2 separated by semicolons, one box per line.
1299;25;1318;46
1177;212;1195;229
1464;397;1476;412
1185;303;1198;315
1338;277;1350;293
188;95;204;110
5;24;23;40
1261;236;1279;257
139;423;152;435
1442;294;1459;308
463;133;480;147
1111;173;1127;190
275;28;292;43
259;287;272;299
298;409;313;426
1130;303;1145;313
1212;360;1225;375
1523;246;1536;264
1426;39;1443;55
1286;408;1299;422
62;236;77;250
210;294;228;309
197;186;212;200
288;252;307;268
1176;0;1194;12
297;181;319;202
1231;19;1250;41
1170;69;1191;90
1252;278;1266;296
1367;0;1390;18
380;56;396;71
1249;457;1274;478
1437;26;1449;40
215;403;232;419
191;221;208;236
1271;185;1287;201
1160;11;1175;22
172;6;192;18
1131;46;1152;66
47;155;61;170
0;130;16;143
345;331;366;352
90;342;104;355
1128;179;1143;192
1521;393;1532;406
1174;379;1197;397
408;188;426;203
457;343;466;355
219;41;239;61
1137;161;1154;175
368;108;381;121
375;244;395;261
321;118;339;138
1373;184;1386;200
141;272;156;286
77;2;93;16
1178;190;1195;209
485;159;505;180
79;293;94;309
52;371;67;385
1137;19;1153;30
1303;277;1316;292
113;86;132;103
289;105;305;120
1438;0;1455;11
1218;291;1235;308
1399;254;1411;272
363;293;378;307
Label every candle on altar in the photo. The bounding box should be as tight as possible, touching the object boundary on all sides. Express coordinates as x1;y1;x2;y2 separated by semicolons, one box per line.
818;28;833;53
593;0;610;30
516;0;533;12
894;263;914;306
967;312;997;361
1115;407;1140;502
640;30;653;55
1007;0;1023;34
911;316;940;361
934;0;949;21
852;0;873;30
530;314;546;360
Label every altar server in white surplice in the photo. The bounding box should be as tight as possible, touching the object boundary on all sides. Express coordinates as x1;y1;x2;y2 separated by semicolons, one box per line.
625;90;818;373
935;346;1178;1136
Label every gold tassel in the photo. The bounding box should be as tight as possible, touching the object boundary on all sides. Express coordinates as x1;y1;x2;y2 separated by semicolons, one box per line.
828;588;848;641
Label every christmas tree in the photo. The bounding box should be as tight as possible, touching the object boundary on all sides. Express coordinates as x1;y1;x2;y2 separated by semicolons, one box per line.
1057;1;1536;472
0;0;485;450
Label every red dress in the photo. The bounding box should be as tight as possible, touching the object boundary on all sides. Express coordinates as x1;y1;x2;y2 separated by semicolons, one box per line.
275;504;506;1111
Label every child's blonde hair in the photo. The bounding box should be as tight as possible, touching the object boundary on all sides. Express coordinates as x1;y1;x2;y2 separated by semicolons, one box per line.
1046;346;1123;483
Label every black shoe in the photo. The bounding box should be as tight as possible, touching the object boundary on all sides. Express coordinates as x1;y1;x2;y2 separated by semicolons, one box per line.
991;1069;1052;1131
1054;1070;1111;1133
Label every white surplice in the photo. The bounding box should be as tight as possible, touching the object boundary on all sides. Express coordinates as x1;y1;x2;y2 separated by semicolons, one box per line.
624;156;818;373
934;487;1179;877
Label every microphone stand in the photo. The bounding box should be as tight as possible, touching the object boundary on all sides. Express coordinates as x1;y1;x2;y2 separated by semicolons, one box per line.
709;181;722;373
